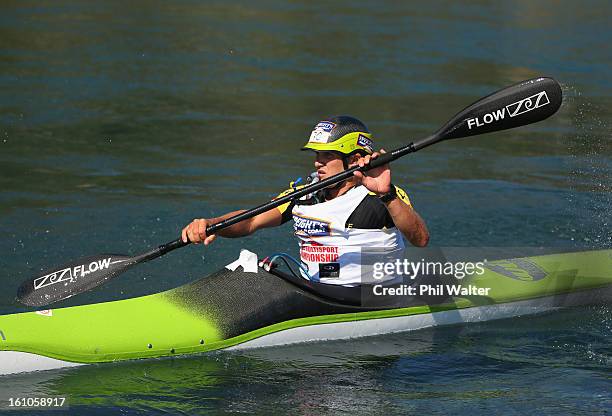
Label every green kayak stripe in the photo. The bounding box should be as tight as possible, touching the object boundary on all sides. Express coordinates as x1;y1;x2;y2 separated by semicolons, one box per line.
1;297;472;364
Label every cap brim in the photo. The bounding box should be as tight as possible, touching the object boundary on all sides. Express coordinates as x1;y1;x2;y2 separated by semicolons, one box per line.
300;132;374;154
300;143;334;152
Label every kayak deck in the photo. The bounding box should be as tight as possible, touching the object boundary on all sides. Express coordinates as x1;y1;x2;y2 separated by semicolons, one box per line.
1;249;611;375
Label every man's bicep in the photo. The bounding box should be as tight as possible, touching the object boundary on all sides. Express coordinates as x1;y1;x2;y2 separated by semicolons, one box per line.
250;208;283;232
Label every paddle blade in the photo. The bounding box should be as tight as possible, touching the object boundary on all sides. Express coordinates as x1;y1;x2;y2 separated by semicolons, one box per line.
17;254;135;307
434;77;562;141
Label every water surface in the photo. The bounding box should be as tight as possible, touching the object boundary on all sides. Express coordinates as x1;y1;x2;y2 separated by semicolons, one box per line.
0;1;610;414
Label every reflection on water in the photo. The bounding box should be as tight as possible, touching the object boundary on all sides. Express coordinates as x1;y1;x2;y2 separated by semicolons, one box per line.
1;307;609;414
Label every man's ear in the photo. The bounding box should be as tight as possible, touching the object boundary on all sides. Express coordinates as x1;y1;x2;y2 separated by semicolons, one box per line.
349;153;363;164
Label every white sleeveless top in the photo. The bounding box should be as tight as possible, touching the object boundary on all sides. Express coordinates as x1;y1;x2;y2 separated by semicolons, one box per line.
291;185;405;286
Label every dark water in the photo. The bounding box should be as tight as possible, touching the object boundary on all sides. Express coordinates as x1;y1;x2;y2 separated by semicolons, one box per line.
1;307;610;415
0;1;610;414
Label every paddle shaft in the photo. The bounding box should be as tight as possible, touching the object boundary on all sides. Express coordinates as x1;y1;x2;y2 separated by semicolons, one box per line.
208;141;423;232
144;138;428;261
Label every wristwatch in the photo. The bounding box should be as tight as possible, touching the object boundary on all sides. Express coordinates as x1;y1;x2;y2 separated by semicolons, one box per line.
378;184;397;204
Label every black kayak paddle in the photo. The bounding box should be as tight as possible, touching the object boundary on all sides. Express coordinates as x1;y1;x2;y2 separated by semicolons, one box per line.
17;76;563;307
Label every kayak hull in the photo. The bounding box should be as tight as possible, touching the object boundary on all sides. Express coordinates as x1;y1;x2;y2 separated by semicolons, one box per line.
1;249;611;376
2;285;609;375
0;351;83;375
231;284;611;349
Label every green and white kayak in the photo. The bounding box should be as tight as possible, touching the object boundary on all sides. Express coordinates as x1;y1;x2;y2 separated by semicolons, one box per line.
1;249;610;376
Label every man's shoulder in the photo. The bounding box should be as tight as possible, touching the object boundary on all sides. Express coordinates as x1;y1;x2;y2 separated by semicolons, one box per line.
274;175;317;199
274;185;305;200
394;185;411;206
273;176;316;216
366;184;412;206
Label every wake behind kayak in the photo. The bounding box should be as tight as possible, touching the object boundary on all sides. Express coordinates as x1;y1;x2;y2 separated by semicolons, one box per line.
0;249;610;376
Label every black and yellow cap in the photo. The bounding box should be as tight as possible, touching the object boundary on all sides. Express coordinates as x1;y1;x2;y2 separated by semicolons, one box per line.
301;115;374;155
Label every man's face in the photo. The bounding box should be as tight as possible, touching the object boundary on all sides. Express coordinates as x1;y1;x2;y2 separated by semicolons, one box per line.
314;151;345;180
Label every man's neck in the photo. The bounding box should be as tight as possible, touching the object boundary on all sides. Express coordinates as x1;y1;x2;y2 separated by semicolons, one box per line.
324;178;358;200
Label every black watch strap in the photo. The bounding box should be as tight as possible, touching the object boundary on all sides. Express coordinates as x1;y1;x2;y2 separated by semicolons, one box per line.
379;184;397;204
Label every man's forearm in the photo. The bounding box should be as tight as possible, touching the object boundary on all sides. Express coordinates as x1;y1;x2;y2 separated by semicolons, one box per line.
207;210;252;237
385;199;430;247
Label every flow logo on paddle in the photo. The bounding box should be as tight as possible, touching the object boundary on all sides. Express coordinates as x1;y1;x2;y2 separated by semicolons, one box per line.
33;258;126;291
467;90;550;130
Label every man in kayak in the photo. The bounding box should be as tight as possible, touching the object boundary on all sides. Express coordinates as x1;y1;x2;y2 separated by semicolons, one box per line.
182;116;429;286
